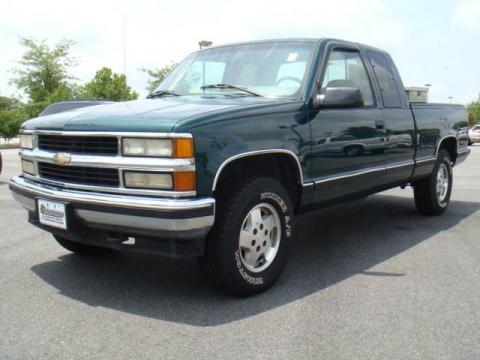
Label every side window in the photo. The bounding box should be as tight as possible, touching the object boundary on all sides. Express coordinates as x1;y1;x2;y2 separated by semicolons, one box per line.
367;51;402;108
320;49;374;106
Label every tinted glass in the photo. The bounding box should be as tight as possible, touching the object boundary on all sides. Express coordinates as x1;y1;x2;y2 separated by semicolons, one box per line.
320;50;374;106
182;61;226;91
157;41;315;98
367;51;402;108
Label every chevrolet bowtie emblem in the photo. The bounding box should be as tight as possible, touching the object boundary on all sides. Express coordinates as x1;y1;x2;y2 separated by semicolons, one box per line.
52;153;72;166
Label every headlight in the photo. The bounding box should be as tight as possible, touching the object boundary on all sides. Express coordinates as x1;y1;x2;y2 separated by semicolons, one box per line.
20;134;33;149
124;172;173;189
21;159;35;175
122;137;194;158
122;138;172;157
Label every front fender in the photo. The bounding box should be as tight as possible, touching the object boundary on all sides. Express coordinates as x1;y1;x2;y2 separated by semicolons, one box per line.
182;103;312;196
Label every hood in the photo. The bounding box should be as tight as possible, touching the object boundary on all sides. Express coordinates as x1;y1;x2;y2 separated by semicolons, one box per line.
22;96;292;133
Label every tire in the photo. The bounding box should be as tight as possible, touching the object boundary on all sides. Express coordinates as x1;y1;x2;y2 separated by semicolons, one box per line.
344;145;364;156
199;177;294;297
413;149;452;215
54;235;112;255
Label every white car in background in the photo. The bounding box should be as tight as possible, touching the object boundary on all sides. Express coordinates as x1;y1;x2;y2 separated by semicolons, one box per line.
469;125;480;145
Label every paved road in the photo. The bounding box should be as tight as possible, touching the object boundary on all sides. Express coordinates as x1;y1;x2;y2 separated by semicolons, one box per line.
1;147;480;359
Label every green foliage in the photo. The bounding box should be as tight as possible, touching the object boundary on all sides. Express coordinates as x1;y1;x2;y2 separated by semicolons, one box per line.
9;37;79;117
0;96;27;140
10;38;77;104
467;99;480;126
81;67;138;101
141;63;178;93
0;96;21;111
6;38;141;131
0;111;25;140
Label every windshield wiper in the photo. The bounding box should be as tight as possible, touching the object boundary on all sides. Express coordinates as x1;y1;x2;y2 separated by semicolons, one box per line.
200;83;263;97
146;90;180;99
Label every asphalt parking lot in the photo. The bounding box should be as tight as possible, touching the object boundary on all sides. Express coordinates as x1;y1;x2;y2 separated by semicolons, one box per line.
1;147;480;359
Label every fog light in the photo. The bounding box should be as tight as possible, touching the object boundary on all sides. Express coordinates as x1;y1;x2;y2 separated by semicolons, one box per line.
124;172;173;189
21;159;35;175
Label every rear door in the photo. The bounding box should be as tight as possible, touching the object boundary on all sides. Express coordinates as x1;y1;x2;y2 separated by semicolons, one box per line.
309;44;387;203
366;50;415;184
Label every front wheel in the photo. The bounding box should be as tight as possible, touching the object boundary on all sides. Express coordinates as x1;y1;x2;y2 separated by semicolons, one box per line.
199;177;294;297
413;149;452;215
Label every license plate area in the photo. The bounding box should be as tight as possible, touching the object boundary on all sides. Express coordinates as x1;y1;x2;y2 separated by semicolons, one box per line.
37;199;68;230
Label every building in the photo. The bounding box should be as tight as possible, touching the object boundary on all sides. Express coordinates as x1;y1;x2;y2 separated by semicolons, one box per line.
405;86;429;103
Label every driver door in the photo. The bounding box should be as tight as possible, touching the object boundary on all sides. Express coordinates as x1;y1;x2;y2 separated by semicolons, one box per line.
309;46;387;204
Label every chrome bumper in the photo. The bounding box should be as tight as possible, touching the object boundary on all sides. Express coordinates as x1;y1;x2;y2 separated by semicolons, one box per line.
9;176;215;239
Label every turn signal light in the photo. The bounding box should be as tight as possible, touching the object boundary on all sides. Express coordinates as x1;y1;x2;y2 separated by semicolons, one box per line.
173;138;194;158
174;171;196;191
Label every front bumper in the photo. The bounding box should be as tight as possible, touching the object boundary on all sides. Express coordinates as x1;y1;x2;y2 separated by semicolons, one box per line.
9;176;215;257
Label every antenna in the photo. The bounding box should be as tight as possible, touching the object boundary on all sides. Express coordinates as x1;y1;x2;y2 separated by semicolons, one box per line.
122;15;127;75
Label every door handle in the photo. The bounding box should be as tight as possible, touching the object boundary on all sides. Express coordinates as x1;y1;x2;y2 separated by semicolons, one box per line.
375;120;385;130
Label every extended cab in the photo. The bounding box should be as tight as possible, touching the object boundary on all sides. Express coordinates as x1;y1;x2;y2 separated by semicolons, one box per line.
10;39;470;296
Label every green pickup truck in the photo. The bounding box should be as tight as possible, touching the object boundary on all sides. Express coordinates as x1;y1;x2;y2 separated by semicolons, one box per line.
10;38;470;296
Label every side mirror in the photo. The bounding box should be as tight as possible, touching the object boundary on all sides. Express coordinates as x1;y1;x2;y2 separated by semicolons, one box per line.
315;87;364;108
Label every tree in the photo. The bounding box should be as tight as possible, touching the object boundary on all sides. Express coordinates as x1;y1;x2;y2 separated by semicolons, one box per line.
0;96;26;142
81;67;138;101
467;98;480;126
11;38;77;103
0;111;25;142
141;63;178;93
0;96;22;111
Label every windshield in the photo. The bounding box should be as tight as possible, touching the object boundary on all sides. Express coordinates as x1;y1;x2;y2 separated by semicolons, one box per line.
155;41;315;98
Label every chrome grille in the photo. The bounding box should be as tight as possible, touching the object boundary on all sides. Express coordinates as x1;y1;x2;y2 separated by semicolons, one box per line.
38;163;119;187
20;130;197;197
38;135;118;155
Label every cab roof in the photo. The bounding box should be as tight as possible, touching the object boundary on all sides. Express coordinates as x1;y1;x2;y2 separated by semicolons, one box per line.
197;38;388;55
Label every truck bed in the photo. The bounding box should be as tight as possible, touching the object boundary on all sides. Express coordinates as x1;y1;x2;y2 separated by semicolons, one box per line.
410;102;469;163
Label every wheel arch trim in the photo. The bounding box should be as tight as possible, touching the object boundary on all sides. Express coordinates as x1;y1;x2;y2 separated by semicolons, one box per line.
436;135;458;157
212;149;304;191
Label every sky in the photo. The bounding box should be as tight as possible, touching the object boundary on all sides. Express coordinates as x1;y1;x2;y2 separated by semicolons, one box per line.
0;0;479;104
